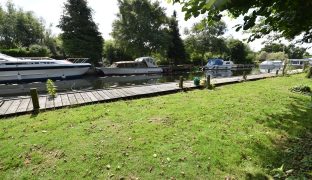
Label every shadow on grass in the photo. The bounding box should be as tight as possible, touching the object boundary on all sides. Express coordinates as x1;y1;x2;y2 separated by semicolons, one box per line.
247;96;312;179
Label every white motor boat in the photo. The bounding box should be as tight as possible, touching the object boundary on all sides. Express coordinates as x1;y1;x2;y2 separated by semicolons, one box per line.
0;53;91;82
204;59;234;70
259;60;283;73
99;57;163;75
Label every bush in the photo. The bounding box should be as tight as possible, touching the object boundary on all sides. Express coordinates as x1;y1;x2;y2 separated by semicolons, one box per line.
46;79;57;98
28;44;51;57
0;48;29;57
0;45;51;57
290;84;311;95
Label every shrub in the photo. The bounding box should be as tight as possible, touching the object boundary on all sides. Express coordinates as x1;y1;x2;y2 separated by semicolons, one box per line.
290;84;311;95
0;48;29;57
46;79;57;98
29;44;51;57
1;45;51;57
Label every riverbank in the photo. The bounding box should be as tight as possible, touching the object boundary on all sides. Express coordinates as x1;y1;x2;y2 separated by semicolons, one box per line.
0;74;311;179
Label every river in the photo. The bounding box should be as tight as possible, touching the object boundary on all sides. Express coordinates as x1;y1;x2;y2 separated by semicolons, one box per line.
0;69;260;98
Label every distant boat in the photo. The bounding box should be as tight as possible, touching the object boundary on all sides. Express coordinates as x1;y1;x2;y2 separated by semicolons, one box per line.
204;59;234;70
259;60;283;73
0;53;91;82
99;57;163;75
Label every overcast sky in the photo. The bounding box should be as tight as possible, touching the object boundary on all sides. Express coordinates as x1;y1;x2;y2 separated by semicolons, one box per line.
2;0;309;53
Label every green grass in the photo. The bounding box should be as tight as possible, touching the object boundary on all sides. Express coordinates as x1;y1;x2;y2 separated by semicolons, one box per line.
0;75;311;179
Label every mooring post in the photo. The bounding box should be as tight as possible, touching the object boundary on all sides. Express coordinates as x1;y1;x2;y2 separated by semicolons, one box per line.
179;76;184;89
206;75;211;89
243;71;247;81
30;88;40;114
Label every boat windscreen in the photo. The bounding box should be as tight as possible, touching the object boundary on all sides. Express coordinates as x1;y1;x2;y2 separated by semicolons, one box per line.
208;59;223;66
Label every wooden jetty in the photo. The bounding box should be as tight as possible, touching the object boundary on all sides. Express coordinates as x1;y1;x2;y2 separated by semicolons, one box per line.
0;70;303;117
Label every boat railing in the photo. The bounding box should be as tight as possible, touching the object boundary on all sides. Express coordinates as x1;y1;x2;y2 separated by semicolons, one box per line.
66;58;89;64
18;57;53;60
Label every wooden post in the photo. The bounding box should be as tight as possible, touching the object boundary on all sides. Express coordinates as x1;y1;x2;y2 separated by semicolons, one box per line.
243;71;247;81
268;69;271;73
179;76;184;89
206;75;211;89
276;70;279;76
30;88;40;114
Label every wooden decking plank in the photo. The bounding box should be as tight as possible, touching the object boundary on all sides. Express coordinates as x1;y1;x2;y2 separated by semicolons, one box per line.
120;88;137;96
101;90;115;99
118;88;135;96
126;87;145;95
39;96;47;110
16;98;31;113
80;92;92;103
61;94;70;106
86;92;98;102
68;93;78;105
74;93;85;104
5;100;21;115
45;97;55;109
96;90;111;100
54;95;63;108
105;90;120;99
112;89;127;97
91;91;104;101
26;99;33;112
0;100;13;115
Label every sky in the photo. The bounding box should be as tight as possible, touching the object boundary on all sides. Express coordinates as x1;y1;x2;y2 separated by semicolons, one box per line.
1;0;309;53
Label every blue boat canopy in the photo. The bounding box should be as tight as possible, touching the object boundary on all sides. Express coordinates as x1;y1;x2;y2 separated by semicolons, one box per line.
207;59;224;66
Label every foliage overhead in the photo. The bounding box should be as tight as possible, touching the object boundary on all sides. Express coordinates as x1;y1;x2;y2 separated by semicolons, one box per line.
58;0;103;64
167;11;187;65
111;0;169;57
172;0;312;43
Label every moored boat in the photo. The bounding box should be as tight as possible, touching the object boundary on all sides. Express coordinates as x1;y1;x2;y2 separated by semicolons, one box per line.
259;60;283;73
99;57;163;75
204;59;234;70
0;53;91;82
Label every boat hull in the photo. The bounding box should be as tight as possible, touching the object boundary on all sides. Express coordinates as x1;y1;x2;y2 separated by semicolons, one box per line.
0;67;90;83
100;67;163;75
204;66;232;70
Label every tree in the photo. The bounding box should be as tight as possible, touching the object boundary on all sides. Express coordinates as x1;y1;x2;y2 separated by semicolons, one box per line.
261;43;286;53
172;0;312;43
167;11;187;65
0;2;45;48
267;52;288;60
256;51;268;62
226;39;252;64
111;0;169;57
261;43;307;59
287;45;306;59
184;20;227;65
58;0;103;65
103;40;133;64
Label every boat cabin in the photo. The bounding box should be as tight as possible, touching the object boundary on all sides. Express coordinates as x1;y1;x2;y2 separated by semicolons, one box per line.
110;61;148;68
110;57;158;68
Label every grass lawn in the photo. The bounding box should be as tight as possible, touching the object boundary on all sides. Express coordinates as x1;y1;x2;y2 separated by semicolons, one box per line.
0;74;311;179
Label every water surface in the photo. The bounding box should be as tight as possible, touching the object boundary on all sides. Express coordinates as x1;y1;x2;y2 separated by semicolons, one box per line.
0;69;259;98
